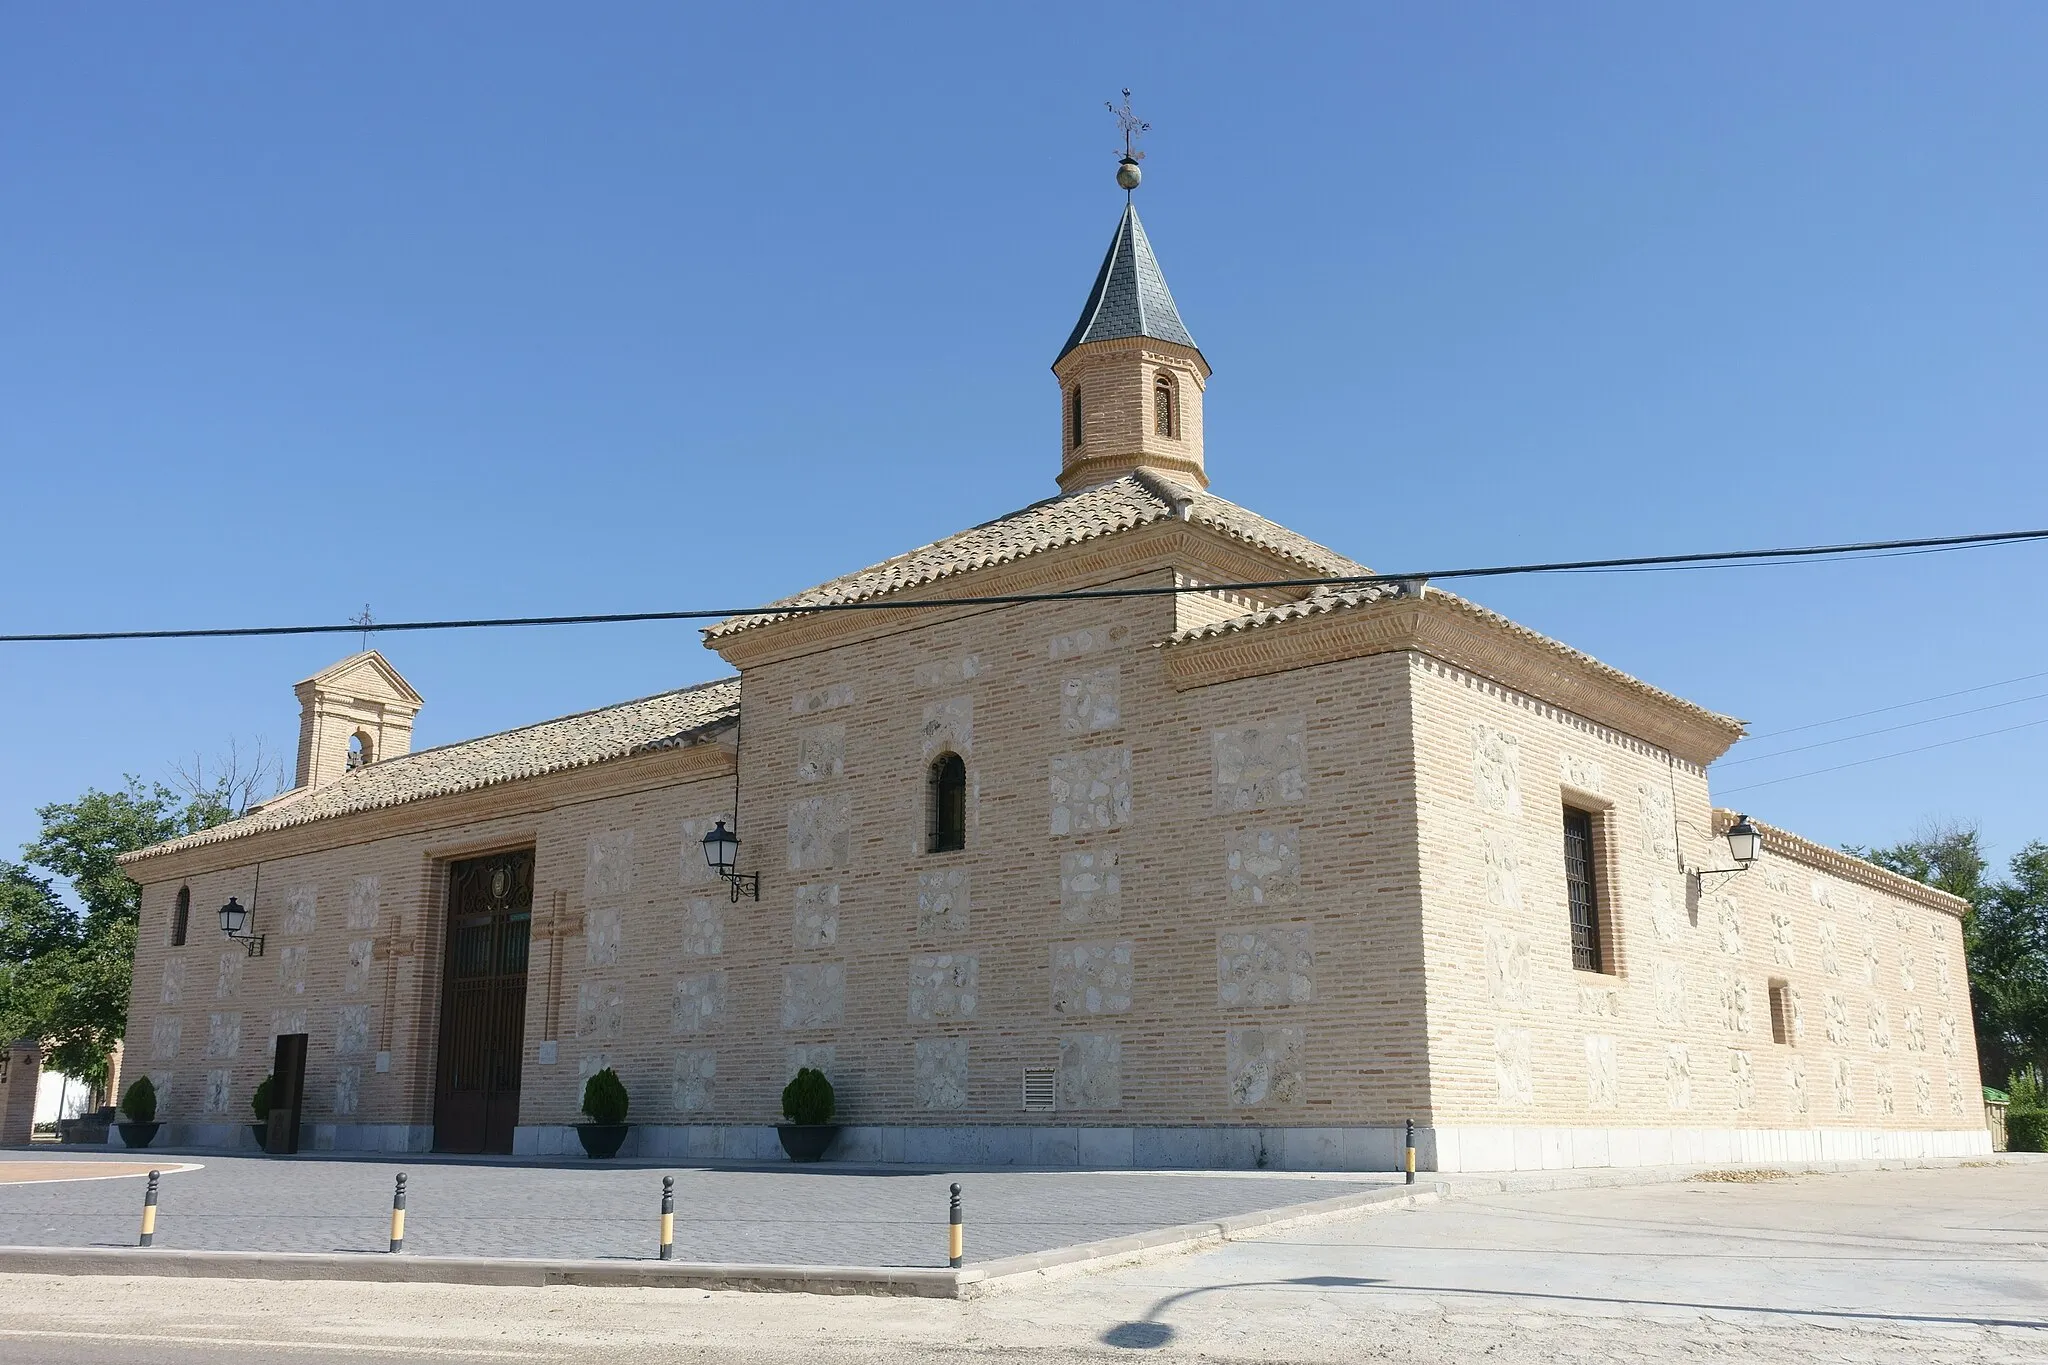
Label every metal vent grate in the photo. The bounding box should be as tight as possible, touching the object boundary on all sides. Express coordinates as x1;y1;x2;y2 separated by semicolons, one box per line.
1021;1067;1056;1113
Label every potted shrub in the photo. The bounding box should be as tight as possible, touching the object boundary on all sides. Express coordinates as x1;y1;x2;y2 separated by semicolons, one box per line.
249;1075;274;1151
777;1067;840;1162
116;1077;162;1148
577;1067;631;1158
2008;1072;2046;1153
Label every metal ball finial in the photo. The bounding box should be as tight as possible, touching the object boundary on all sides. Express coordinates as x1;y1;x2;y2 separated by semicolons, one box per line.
1116;157;1142;191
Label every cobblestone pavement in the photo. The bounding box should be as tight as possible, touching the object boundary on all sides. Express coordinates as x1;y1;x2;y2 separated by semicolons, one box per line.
0;1149;1389;1265
0;1164;2041;1363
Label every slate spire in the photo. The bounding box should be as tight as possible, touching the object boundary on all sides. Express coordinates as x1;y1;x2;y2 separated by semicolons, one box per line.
1056;202;1203;365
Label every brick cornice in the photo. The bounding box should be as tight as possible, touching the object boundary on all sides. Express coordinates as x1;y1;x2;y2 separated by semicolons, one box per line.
1160;591;1745;767
1716;809;1973;919
708;521;1303;670
123;742;735;882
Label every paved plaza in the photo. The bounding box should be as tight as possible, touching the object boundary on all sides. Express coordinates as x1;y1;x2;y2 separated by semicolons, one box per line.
2;1162;2043;1363
0;1149;1390;1266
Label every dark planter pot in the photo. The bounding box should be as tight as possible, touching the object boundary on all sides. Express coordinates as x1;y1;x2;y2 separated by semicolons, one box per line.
577;1123;630;1158
250;1122;268;1151
777;1124;841;1163
116;1121;161;1149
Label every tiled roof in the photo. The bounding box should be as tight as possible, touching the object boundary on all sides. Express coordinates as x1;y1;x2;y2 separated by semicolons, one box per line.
706;473;1369;639
1170;584;1742;736
1057;202;1200;363
125;677;740;861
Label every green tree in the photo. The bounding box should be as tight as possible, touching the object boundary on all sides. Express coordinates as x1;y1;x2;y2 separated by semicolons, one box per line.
0;778;235;1090
1855;823;2048;1086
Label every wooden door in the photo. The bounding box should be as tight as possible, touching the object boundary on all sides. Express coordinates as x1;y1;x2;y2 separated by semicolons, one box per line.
433;849;533;1154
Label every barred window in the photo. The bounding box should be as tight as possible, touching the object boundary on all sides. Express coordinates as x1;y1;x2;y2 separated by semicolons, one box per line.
929;753;967;853
172;885;191;947
1154;371;1175;436
1563;806;1604;972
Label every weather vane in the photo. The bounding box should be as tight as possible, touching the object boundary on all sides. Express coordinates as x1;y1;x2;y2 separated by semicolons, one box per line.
349;603;374;652
1107;88;1148;192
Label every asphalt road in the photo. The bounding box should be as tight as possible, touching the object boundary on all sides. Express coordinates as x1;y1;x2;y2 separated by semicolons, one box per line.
2;1162;2044;1364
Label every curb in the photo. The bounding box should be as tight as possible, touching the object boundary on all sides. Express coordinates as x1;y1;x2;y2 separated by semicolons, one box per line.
1438;1150;2048;1199
0;1183;1438;1299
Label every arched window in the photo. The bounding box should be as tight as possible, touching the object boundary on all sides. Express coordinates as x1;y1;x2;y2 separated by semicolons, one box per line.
1068;386;1084;450
1154;371;1176;437
928;753;967;853
346;731;373;771
172;885;190;947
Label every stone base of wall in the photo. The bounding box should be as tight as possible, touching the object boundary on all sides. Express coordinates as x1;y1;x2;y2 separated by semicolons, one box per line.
105;1121;433;1154
1424;1124;1995;1173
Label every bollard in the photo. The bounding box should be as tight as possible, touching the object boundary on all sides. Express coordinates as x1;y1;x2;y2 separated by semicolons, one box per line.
1404;1119;1416;1186
947;1182;963;1269
388;1172;407;1253
659;1176;675;1261
138;1169;160;1247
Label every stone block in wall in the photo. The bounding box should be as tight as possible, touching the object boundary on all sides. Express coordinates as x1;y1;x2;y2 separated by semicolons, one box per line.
1876;1068;1895;1117
1049;624;1124;660
679;816;727;888
1653;961;1686;1026
335;1005;370;1057
917;869;970;935
921;696;973;758
282;884;317;936
914;654;985;688
267;1008;306;1053
1648;879;1682;943
1060;849;1121;924
782;963;846;1029
1480;831;1522;912
1494;1026;1533;1106
1787;1057;1809;1114
681;899;723;957
344;939;374;995
791;683;855;715
346;875;381;931
1771;908;1795;967
1050;746;1131;835
576;983;624;1042
1729;1049;1754;1111
1914;1068;1932;1114
1051;940;1133;1016
205;1011;242;1060
787;1043;836;1079
1213;719;1307;813
1559;752;1605;795
1817;920;1842;976
150;1016;182;1061
1714;896;1742;956
1057;1032;1121;1110
787;795;852;870
1584;1034;1617;1108
794;883;839;949
1832;1057;1855;1115
1869;1001;1892;1050
1718;973;1751;1035
1903;1006;1924;1053
672;1049;716;1113
335;1064;361;1116
671;971;728;1035
1635;781;1675;861
1060;665;1120;734
913;1038;968;1111
216;952;242;1000
586;905;621;966
1470;725;1521;816
279;946;308;995
586;829;635;900
1665;1044;1693;1111
1226;1025;1304;1107
908;953;978;1021
1484;925;1532;1007
159;958;184;1006
1217;925;1313;1008
1225;827;1300;908
796;723;845;781
203;1069;232;1114
1824;991;1850;1046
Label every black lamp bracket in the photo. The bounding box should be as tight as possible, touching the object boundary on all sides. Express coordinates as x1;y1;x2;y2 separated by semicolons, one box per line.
722;871;761;903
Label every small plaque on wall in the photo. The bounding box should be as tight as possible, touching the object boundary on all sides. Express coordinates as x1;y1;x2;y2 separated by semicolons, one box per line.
537;1040;559;1066
374;1051;391;1073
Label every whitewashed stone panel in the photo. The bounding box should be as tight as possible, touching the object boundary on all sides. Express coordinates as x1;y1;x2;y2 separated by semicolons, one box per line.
795;723;845;781
1495;1026;1533;1106
1051;940;1134;1016
917;868;970;934
787;795;853;870
344;939;374;995
282;884;317;936
585;830;634;900
1050;746;1131;835
1225;827;1300;908
346;875;381;931
205;1011;242;1060
921;696;973;758
681;899;723;957
793;883;839;949
585;905;621;967
1060;849;1121;924
1226;1025;1305;1107
335;1005;370;1057
913;1038;968;1110
782;963;846;1030
1218;925;1314;1007
671;971;728;1035
908;953;978;1021
1057;1033;1121;1110
159;958;185;1006
671;1049;716;1112
1060;666;1120;734
1214;718;1307;813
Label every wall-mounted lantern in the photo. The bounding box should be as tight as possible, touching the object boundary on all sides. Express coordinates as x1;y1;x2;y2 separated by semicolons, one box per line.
700;819;760;903
1692;813;1763;892
218;895;265;957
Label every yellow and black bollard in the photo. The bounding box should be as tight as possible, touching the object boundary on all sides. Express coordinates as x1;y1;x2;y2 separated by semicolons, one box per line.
659;1176;675;1261
138;1169;160;1247
947;1182;963;1268
388;1172;407;1253
1404;1119;1416;1186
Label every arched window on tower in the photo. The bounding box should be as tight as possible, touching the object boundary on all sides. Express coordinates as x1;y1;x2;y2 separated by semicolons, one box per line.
1069;386;1084;450
928;753;967;853
1154;371;1176;437
172;885;190;947
346;731;373;771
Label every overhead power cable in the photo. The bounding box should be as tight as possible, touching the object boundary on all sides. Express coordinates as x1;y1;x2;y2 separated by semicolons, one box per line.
1716;688;2048;767
2;526;2044;644
1738;667;2048;741
1717;715;2048;795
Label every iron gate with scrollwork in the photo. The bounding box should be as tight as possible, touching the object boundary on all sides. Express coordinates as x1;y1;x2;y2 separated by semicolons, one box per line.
433;849;532;1153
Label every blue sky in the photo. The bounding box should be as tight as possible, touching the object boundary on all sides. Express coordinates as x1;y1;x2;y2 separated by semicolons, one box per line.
4;4;2046;877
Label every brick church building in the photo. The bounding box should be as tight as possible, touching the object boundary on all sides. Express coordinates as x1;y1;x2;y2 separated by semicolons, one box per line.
118;163;1988;1171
